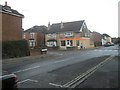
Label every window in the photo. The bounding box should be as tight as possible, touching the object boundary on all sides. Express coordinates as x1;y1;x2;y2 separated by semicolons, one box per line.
30;33;34;38
48;34;52;37
23;34;26;39
85;33;87;37
47;42;56;47
64;32;73;36
61;40;66;46
47;34;56;37
76;40;80;46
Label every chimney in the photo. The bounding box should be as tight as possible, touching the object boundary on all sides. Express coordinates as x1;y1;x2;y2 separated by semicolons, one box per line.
60;21;64;29
48;22;50;30
5;1;7;6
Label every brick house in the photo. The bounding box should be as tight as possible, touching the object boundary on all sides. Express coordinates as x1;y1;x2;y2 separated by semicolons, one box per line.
45;20;94;50
0;2;24;41
91;31;103;46
24;25;47;48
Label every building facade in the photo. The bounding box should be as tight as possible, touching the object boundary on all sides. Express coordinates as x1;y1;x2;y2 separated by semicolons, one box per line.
0;2;24;41
102;34;112;45
92;31;102;46
24;25;47;48
45;20;94;50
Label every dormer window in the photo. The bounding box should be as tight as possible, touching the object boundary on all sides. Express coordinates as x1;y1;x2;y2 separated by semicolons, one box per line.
64;32;73;36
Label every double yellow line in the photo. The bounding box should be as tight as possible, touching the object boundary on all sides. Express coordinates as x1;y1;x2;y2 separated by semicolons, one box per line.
62;55;115;88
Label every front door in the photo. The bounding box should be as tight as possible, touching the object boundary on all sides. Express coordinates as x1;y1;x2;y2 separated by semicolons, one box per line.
66;40;72;47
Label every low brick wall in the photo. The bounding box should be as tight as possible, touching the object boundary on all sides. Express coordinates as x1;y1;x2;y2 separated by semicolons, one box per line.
30;49;47;56
30;49;41;56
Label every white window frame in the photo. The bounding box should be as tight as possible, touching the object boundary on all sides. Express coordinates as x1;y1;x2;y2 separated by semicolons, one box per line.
66;40;72;47
47;42;56;47
30;33;34;38
29;40;35;47
47;34;56;37
64;32;73;36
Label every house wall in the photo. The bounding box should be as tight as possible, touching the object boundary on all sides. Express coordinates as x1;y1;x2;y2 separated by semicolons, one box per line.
107;37;112;42
73;32;82;37
102;36;112;45
24;32;31;40
92;32;102;46
24;32;45;47
0;13;2;41
80;38;90;48
45;31;92;49
36;33;45;46
2;13;23;41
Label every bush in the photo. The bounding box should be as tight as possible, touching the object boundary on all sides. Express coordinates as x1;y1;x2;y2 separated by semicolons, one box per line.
2;40;30;59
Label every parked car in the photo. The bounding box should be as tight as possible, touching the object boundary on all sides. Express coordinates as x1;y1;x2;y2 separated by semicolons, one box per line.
104;42;114;47
0;71;18;89
110;42;114;46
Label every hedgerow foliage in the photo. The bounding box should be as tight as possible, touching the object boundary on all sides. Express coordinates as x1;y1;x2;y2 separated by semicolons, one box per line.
2;40;30;59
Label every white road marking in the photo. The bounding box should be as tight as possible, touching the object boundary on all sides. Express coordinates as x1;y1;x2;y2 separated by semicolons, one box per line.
54;58;71;63
49;83;64;87
17;79;30;84
18;79;38;84
13;65;41;74
94;49;117;52
54;60;65;63
27;79;38;83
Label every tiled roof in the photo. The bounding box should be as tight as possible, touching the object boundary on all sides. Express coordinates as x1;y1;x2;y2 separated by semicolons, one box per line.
102;33;110;37
0;4;24;17
47;20;85;33
24;25;48;33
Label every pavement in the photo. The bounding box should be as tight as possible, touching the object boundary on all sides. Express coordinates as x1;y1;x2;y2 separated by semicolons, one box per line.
2;51;61;65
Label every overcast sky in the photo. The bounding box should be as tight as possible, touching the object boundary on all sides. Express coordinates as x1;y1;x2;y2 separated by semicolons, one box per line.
0;0;119;37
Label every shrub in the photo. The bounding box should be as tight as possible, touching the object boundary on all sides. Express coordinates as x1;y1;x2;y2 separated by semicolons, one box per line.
2;40;30;59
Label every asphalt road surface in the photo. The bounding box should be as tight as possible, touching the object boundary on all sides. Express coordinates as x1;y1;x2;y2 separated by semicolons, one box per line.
3;45;119;88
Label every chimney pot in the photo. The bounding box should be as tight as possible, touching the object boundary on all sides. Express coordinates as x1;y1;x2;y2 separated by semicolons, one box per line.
5;1;7;6
48;22;50;30
60;21;64;29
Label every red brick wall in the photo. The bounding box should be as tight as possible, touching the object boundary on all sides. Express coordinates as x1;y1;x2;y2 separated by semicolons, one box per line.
24;32;31;40
0;13;2;41
2;13;23;41
36;33;45;46
24;32;45;47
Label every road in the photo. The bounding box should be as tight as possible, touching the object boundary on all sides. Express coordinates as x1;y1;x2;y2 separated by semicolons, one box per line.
3;45;119;88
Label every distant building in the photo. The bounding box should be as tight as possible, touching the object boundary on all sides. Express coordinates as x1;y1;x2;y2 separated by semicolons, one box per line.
24;25;47;48
92;31;102;46
111;37;118;44
102;34;112;45
45;20;94;50
0;2;24;41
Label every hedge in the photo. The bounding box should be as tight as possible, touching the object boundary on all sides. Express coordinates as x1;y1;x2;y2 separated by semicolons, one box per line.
2;40;30;59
